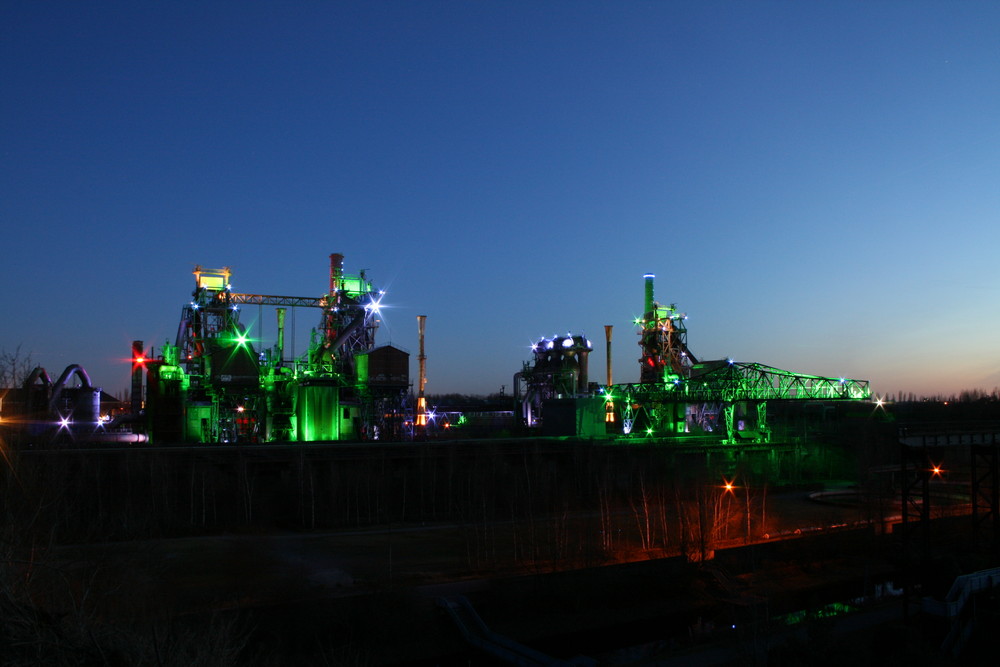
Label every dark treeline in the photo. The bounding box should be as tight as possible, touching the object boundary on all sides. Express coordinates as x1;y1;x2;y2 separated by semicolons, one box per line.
2;440;859;559
890;387;1000;403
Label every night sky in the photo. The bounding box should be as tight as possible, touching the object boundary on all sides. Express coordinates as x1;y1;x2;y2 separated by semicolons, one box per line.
3;1;999;398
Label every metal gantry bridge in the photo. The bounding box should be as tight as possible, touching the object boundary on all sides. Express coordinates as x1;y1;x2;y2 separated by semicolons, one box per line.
609;361;870;442
617;361;870;403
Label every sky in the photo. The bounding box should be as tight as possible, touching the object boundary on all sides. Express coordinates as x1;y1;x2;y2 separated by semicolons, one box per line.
3;1;1000;399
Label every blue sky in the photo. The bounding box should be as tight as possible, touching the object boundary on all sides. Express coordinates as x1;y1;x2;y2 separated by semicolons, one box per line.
3;1;999;398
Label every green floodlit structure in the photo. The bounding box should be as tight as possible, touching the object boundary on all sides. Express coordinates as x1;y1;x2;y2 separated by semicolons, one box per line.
137;254;410;444
608;273;871;443
515;272;872;442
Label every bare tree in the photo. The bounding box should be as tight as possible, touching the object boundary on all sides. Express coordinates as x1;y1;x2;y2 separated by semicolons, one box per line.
0;344;35;388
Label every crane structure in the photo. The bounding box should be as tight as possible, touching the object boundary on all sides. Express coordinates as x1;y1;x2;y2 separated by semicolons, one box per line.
139;253;409;444
605;274;871;443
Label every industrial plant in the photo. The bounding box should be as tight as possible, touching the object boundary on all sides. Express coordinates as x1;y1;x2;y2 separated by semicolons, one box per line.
2;255;998;666
515;272;870;441
2;255;870;448
4;254;411;446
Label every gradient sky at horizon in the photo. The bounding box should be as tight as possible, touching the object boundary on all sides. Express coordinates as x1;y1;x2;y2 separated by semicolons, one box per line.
3;1;999;399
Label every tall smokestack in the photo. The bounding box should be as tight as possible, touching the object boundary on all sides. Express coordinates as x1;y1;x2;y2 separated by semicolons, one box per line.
578;341;589;394
604;325;613;387
325;253;345;345
276;308;286;363
416;315;427;428
131;340;144;415
329;253;344;293
643;273;655;317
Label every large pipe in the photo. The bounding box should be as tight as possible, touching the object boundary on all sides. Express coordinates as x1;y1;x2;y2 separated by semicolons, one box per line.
23;366;52;390
604;325;613;387
48;364;94;415
329;311;366;353
23;366;52;417
84;432;149;444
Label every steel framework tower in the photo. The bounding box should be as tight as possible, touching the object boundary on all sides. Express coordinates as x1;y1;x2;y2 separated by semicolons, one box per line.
158;255;396;443
638;274;697;383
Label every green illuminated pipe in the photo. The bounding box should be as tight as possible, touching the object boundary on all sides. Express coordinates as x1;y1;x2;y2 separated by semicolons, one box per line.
643;274;655;318
276;307;286;363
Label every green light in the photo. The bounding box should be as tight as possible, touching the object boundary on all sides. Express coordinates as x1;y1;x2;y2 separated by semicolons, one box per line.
236;332;249;346
780;601;857;626
645;427;654;436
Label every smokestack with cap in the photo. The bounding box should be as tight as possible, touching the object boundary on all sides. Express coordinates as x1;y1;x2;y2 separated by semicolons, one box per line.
604;325;613;387
643;273;655;317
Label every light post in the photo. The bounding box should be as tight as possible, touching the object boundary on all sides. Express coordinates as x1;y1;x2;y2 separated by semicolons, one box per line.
715;478;736;542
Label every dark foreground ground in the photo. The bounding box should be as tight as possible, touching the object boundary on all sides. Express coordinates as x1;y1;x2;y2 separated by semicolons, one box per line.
25;491;997;666
5;433;999;664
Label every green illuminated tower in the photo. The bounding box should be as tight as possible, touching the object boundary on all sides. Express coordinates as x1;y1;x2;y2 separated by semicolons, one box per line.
637;274;696;384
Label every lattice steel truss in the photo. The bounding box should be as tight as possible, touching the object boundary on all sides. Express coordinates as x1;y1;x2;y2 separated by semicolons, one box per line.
614;361;869;405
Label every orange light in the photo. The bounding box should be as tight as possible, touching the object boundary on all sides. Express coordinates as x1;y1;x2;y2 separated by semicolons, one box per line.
932;465;942;477
723;478;735;493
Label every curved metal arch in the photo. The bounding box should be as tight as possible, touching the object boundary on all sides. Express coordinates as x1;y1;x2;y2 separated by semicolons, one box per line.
49;364;94;415
22;366;52;390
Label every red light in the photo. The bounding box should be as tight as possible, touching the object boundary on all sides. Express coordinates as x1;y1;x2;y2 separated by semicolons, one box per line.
134;356;145;364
